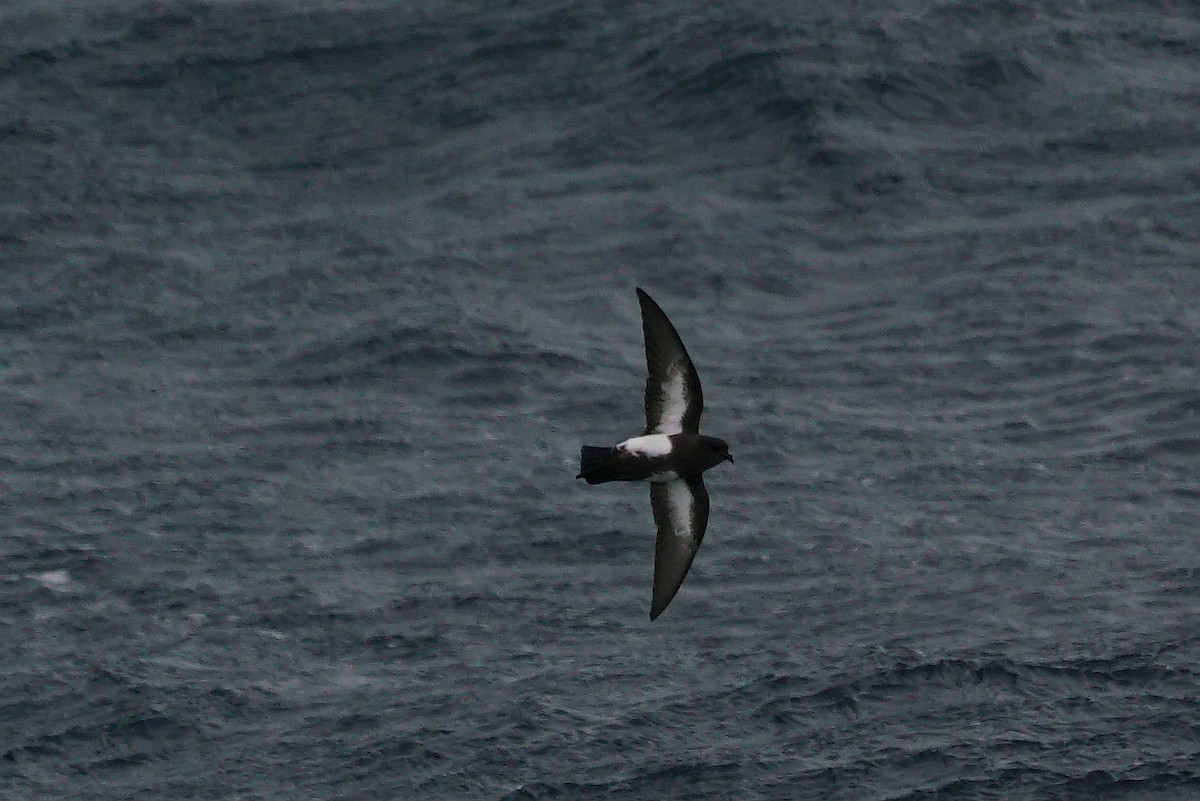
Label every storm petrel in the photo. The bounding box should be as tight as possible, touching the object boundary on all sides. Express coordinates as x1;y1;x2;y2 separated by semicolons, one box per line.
577;287;733;620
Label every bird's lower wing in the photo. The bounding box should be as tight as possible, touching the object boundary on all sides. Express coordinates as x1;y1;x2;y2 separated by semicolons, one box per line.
649;475;710;620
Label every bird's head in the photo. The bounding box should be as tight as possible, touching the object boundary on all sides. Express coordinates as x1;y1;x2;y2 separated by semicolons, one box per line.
703;436;734;469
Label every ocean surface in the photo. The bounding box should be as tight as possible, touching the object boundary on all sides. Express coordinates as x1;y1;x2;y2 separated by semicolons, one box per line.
2;1;1199;798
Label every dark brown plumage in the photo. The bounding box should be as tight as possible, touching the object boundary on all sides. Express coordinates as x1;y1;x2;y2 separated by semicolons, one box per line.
576;288;733;620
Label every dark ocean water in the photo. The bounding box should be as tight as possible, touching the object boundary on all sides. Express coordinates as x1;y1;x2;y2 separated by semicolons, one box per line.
3;1;1199;798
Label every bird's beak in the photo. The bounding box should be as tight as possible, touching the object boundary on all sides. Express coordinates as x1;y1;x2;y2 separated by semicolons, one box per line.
726;454;735;464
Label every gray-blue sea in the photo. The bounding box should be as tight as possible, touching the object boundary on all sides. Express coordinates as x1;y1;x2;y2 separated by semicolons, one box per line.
2;1;1199;798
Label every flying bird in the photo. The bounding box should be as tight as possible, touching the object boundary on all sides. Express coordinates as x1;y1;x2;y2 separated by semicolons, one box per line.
577;287;733;620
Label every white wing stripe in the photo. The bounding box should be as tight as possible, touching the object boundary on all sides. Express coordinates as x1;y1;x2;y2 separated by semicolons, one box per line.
655;364;688;435
666;480;695;548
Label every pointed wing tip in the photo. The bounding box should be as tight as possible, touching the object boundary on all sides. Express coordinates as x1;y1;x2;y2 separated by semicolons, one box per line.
649;572;686;622
649;582;682;621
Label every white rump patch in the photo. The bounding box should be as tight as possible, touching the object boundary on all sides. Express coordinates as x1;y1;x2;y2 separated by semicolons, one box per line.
654;364;688;435
618;433;672;457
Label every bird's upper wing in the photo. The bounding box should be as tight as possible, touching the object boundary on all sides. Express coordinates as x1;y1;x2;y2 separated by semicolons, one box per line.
637;288;703;435
649;475;709;620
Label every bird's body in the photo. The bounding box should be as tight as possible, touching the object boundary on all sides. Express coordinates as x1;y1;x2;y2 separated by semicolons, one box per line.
576;288;733;620
577;434;732;485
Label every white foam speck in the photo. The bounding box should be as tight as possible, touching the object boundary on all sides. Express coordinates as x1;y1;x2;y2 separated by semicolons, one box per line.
33;569;72;590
